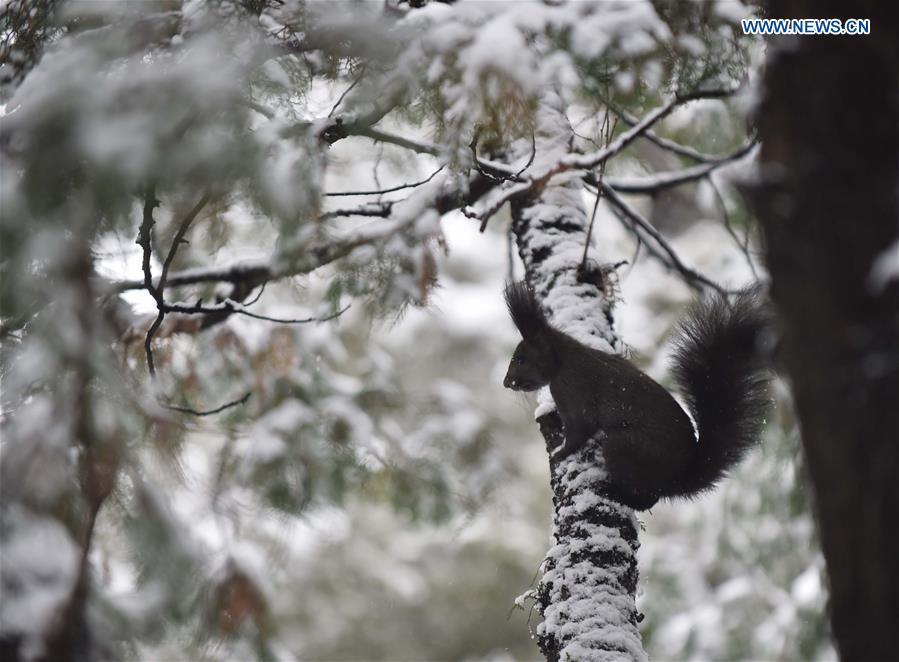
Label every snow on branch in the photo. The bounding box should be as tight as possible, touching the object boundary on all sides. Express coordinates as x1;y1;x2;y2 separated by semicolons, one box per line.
463;88;740;229
603;142;758;194
114;166;496;295
563;89;739;172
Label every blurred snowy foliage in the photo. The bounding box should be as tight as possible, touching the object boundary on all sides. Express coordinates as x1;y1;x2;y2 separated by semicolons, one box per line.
0;1;831;660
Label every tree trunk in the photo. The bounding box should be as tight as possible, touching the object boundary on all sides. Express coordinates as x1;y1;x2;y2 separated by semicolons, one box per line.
752;2;899;660
511;94;646;662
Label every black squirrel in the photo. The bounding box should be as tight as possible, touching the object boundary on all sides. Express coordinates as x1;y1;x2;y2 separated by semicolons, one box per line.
503;281;771;510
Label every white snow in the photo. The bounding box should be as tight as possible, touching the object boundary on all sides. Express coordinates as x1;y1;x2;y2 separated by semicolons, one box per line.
0;506;80;660
867;237;899;294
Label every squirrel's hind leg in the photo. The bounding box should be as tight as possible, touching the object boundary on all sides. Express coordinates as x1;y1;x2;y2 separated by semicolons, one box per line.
606;486;659;511
600;428;667;511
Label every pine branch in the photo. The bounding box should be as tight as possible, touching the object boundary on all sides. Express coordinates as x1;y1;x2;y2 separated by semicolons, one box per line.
601;142;757;193
464;88;739;227
599;182;732;295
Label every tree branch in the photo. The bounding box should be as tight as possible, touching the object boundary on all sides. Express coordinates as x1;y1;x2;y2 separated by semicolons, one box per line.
464;88;739;227
708;175;759;279
581;110;616;270
321;202;394;220
162;300;351;325
162;391;251;417
328;64;367;118
325;165;445;197
601;95;746;164
140;191;211;378
600;182;732;295
136;187;161;376
601;142;757;194
565;88;737;171
115;169;500;294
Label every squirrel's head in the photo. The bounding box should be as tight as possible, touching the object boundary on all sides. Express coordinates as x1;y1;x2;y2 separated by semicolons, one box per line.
504;340;554;391
503;281;556;391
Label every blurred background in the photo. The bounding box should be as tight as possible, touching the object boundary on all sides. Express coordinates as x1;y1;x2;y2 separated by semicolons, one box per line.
0;1;837;660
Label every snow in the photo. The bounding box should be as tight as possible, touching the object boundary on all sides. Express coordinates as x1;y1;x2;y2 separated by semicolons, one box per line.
570;2;669;61
0;395;73;508
460;15;536;96
867;237;899;294
714;1;755;24
0;505;80;660
227;540;274;601
515;95;621;355
0;1;829;659
791;563;822;607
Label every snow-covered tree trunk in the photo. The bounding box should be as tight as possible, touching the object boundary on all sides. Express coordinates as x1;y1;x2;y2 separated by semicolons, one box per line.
510;95;646;662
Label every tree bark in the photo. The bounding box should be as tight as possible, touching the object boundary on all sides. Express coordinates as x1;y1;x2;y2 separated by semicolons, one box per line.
510;94;646;662
752;2;899;660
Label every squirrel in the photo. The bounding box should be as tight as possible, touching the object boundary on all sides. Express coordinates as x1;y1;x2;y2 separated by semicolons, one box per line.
503;281;771;511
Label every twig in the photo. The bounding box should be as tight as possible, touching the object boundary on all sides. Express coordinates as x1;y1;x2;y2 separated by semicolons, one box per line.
356;125;518;183
325;165;445;197
464;179;532;232
163;391;251;417
115;168;499;295
581;110;616;270
116;260;271;293
321;202;394;220
600;182;731;295
163;300;351;325
507;226;516;282
243;281;267;307
564;88;738;171
328;64;367;118
236;303;350;324
601;94;744;164
160;192;212;287
627;235;643;277
136;187;161;376
708;176;759;279
465;88;738;229
137;188;158;297
513;132;537;179
469;129;535;195
469;128;509;186
372;142;384;197
353;125;441;156
142;191;211;378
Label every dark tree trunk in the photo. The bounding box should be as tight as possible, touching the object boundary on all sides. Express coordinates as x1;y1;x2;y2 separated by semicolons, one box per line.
510;94;646;662
752;2;899;660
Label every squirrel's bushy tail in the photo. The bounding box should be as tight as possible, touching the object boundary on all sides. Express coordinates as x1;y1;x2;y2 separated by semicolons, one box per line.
669;288;772;497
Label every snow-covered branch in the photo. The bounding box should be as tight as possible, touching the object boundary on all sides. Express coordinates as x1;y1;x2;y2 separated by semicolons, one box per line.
463;88;740;228
603;142;758;194
563;89;737;173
